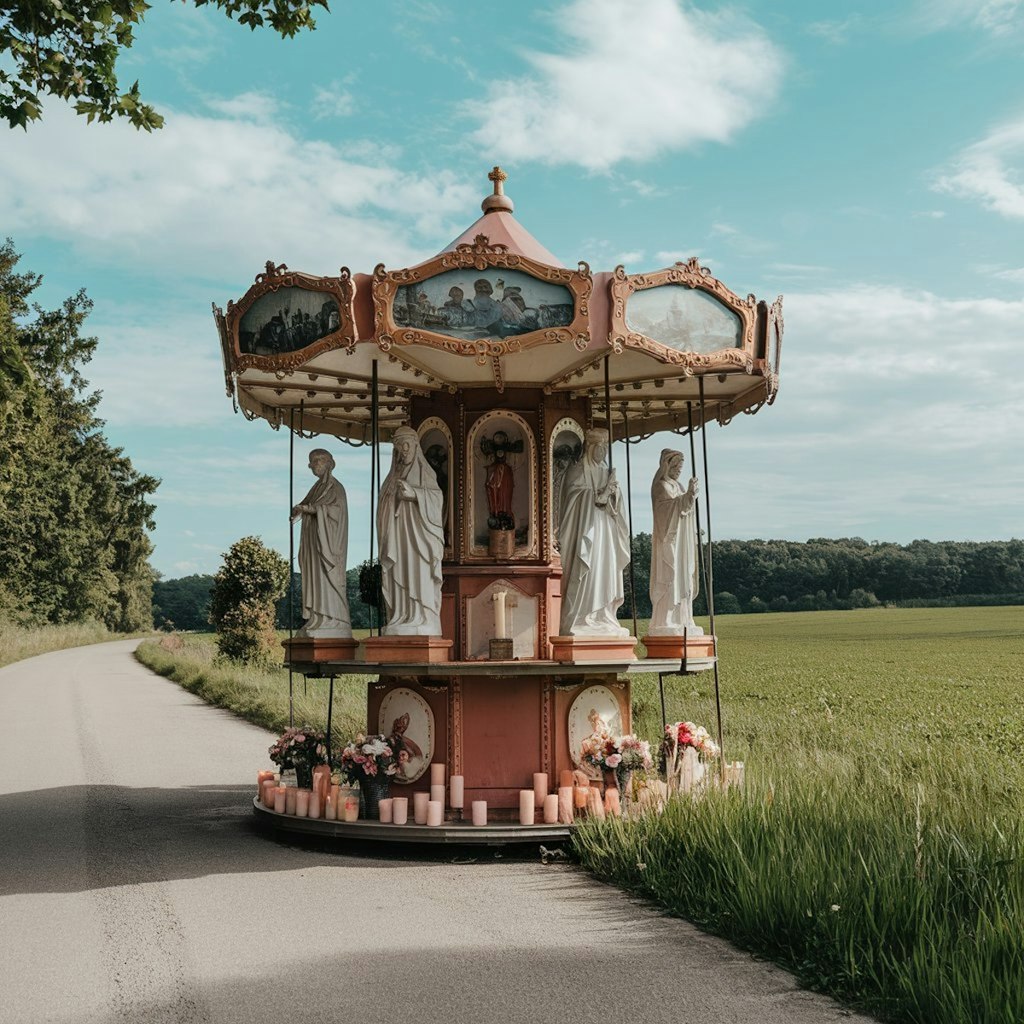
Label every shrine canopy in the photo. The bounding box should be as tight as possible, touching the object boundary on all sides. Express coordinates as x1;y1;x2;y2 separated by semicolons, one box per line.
213;168;783;442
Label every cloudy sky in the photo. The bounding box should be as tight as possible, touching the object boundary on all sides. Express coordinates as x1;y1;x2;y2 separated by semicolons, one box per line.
3;0;1022;577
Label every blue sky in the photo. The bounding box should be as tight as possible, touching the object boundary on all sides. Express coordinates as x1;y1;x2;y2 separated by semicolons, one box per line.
2;0;1022;577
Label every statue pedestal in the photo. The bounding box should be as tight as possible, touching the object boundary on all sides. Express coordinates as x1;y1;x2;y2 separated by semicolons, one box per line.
282;636;359;663
549;636;637;663
362;636;453;664
642;633;716;660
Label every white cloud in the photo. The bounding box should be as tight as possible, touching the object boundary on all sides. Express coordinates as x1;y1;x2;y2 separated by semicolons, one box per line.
806;16;864;43
615;250;645;266
463;0;784;170
910;0;1023;36
993;266;1024;282
0;101;478;282
312;84;356;120
933;117;1024;219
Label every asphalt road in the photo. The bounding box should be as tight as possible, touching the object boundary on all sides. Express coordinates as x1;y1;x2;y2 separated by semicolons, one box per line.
0;640;876;1024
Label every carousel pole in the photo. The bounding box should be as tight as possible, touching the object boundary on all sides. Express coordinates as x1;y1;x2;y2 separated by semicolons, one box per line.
299;398;307;698
326;676;335;764
288;405;296;728
369;361;378;636
698;377;725;777
603;355;614;470
622;407;638;639
371;359;381;634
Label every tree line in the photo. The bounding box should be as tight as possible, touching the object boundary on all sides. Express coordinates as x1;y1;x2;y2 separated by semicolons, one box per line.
156;535;1024;632
0;241;158;631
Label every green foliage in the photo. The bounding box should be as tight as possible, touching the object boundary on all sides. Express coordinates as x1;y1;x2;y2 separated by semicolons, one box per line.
0;239;158;630
153;573;213;630
587;607;1024;1024
1;0;327;130
209;536;288;663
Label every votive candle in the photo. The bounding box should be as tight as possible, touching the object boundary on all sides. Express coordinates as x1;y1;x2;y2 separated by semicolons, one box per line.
285;787;298;816
519;789;535;826
379;798;394;824
273;786;287;814
414;791;430;825
471;800;487;826
543;793;558;824
532;772;548;807
557;786;574;824
430;784;445;806
426;800;443;827
392;797;409;825
450;775;465;809
325;795;337;821
343;795;359;822
430;763;446;786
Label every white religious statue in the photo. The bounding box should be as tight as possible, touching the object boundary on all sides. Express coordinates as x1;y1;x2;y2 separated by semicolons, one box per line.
649;448;703;636
290;448;352;637
377;426;445;636
557;428;631;637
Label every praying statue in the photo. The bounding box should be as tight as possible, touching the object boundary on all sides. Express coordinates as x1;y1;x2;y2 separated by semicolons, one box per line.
377;426;445;636
290;449;352;637
649;449;703;636
556;428;631;637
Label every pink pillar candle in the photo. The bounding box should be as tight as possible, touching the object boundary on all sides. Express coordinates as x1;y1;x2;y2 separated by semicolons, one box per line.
533;772;548;807
261;780;276;807
587;788;605;820
392;797;409;825
449;775;465;809
604;789;621;817
519;789;535;826
471;800;487;826
574;784;589;809
285;787;298;816
343;796;359;822
312;765;331;806
273;786;287;814
543;793;559;824
379;798;394;824
430;763;446;786
257;770;274;795
558;769;574;790
426;800;443;827
325;795;337;821
309;792;321;819
295;789;310;817
414;791;430;825
558;787;575;824
430;784;445;806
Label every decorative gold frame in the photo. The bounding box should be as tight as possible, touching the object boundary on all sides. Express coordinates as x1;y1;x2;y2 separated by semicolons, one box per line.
372;234;592;363
223;261;357;375
766;296;784;404
609;259;757;374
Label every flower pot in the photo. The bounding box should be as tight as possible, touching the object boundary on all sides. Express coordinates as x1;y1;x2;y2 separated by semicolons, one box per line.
359;774;392;820
615;766;633;799
488;528;515;560
294;763;314;789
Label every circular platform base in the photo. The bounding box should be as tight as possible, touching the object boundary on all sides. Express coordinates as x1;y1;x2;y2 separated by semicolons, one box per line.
253;797;574;846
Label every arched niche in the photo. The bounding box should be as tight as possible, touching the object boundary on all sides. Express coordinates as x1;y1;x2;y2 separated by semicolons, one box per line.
548;417;584;559
465;410;537;560
417;416;454;558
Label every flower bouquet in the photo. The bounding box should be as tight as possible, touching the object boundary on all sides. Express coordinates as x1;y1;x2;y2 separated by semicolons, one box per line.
580;731;653;798
338;734;399;819
663;721;720;794
268;726;328;789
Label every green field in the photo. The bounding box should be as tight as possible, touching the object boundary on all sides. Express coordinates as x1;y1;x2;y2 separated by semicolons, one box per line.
137;607;1024;1023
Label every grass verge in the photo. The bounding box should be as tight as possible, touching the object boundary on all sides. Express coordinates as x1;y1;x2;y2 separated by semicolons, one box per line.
0;617;128;671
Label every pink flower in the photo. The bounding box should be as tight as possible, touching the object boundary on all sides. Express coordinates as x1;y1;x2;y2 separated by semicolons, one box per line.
606;753;622;768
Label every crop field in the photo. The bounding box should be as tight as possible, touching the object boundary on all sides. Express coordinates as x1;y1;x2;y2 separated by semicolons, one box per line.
581;606;1024;1024
138;607;1024;1023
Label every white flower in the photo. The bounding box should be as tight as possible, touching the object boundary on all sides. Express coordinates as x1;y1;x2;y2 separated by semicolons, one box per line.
830;904;840;912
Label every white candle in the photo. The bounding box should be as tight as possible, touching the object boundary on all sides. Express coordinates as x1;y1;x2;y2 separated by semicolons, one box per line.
295;790;310;818
414;791;430;824
379;798;394;823
519;789;535;826
430;784;445;806
273;786;287;814
426;800;443;827
471;800;487;826
430;763;445;786
325;795;337;821
493;590;507;639
392;797;409;825
450;775;465;809
543;794;558;824
309;792;321;819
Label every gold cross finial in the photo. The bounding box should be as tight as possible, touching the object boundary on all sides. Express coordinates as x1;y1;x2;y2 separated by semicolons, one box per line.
488;166;508;196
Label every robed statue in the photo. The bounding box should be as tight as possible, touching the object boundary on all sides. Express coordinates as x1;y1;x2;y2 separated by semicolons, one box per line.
556;428;631;637
649;449;703;636
290;449;352;637
481;429;523;526
377;426;445;636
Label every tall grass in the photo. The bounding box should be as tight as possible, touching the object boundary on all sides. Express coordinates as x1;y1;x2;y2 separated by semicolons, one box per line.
135;633;368;744
0;617;122;670
576;606;1024;1024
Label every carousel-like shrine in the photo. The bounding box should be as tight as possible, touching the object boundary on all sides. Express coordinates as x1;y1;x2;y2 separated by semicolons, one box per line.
214;169;782;843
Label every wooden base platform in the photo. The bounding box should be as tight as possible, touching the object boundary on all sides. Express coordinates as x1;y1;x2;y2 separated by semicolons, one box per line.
252;797;572;845
361;636;453;663
282;636;359;662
